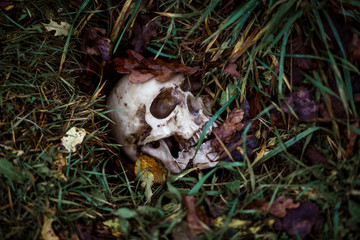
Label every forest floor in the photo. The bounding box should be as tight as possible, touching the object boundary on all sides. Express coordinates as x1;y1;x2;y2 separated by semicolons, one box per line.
1;0;360;239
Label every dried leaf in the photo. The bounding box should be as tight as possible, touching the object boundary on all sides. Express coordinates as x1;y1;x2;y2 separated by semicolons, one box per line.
276;202;324;239
82;27;111;61
129;71;155;83
211;108;244;152
214;216;275;235
135;155;167;203
224;63;241;77
260;196;300;218
184;196;212;235
127;14;162;53
283;87;319;120
41;215;59;240
53;153;67;181
60;127;86;153
42;20;71;36
135;154;167;184
267;196;300;218
103;219;123;237
113;49;199;83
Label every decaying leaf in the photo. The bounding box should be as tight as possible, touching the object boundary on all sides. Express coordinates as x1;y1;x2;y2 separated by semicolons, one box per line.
213;217;275;235
102;219;123;237
283;87;319;120
53;153;67;181
113;49;199;83
59;127;86;153
183;195;212;235
41;214;59;240
224;63;241;77
135;154;167;203
261;196;300;218
42;20;71;36
82;27;111;61
127;14;162;53
275;202;324;239
211;108;245;152
248;196;300;218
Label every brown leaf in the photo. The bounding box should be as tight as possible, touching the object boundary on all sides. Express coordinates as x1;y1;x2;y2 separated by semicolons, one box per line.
211;108;244;152
184;196;212;235
261;196;300;218
283;87;319;120
127;14;162;53
129;71;155;84
224;63;241;77
82;27;111;61
276;202;324;239
113;50;199;83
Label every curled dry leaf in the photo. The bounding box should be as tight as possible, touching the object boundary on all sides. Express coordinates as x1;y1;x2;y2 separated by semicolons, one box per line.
82;27;111;61
211;108;244;152
113;49;199;83
283;87;319;121
184;196;212;235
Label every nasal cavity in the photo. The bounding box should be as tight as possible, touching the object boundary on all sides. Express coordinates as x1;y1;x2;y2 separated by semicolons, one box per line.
187;94;201;116
150;88;178;119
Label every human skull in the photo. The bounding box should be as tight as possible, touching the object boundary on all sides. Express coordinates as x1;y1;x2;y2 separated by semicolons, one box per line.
107;73;219;173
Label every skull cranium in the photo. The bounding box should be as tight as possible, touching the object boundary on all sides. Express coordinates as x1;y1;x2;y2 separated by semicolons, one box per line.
107;74;219;173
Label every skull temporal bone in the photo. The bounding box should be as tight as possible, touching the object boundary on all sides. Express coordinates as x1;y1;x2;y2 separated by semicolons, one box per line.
107;73;219;173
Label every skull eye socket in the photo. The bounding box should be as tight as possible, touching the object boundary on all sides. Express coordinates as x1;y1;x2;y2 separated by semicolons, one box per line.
150;88;178;119
187;94;201;116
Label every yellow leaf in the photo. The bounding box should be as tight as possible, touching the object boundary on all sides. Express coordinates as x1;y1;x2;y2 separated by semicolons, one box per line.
135;155;167;203
135;155;167;184
41;215;59;240
53;153;67;181
103;219;123;237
